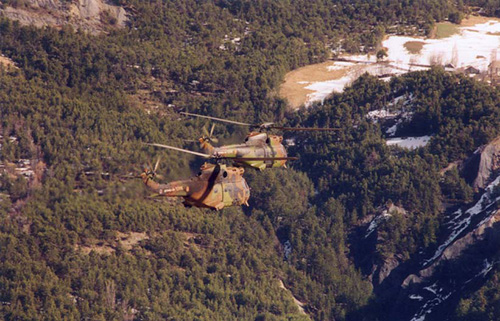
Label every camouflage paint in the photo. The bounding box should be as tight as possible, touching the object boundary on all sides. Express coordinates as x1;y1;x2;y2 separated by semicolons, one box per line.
141;163;250;210
201;132;288;170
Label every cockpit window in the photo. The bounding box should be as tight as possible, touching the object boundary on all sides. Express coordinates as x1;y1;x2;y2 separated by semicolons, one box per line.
245;133;267;146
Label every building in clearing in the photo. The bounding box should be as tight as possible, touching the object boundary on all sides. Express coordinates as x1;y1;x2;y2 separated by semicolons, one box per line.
464;66;480;75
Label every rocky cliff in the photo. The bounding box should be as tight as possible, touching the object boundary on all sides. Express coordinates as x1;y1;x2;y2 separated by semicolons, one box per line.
355;137;500;320
0;0;128;34
461;136;500;191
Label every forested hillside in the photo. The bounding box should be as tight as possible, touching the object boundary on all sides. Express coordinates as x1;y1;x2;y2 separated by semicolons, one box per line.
1;1;499;320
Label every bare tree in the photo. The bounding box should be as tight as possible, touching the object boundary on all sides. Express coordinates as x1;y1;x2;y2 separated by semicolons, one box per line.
409;56;418;71
429;52;444;66
451;43;459;67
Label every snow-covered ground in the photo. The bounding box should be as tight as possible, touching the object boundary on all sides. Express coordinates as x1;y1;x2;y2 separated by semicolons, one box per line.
366;94;416;137
305;79;353;104
367;109;399;121
302;20;500;106
386;136;431;149
365;212;392;238
383;21;500;71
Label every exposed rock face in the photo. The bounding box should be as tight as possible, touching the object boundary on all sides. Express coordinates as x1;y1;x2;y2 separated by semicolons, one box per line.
462;136;500;190
355;137;500;320
0;54;17;68
0;0;128;34
350;203;407;285
374;255;400;285
402;209;500;289
379;172;500;320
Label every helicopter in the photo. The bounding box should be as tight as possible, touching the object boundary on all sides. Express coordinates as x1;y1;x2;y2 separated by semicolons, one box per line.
140;148;295;210
180;111;339;170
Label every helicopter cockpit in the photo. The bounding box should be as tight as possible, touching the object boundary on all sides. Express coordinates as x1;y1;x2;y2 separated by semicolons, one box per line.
244;132;268;146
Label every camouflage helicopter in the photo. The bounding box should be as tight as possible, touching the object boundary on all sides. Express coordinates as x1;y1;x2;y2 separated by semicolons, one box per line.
140;147;295;210
179;111;339;170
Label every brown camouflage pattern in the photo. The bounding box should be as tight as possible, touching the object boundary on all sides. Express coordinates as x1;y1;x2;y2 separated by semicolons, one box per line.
201;132;288;170
141;163;250;210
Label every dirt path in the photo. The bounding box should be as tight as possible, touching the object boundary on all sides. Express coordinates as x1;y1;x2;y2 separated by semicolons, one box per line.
278;279;308;316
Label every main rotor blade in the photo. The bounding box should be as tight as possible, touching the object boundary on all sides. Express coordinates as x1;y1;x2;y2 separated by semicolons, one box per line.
181;112;253;127
181;112;340;131
225;156;299;161
154;157;161;172
146;143;211;158
270;126;341;131
202;125;210;137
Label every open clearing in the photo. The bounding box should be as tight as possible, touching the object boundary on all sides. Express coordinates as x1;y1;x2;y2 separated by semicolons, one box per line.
76;232;149;255
279;61;348;109
280;16;500;109
404;41;425;54
434;22;460;39
460;15;500;27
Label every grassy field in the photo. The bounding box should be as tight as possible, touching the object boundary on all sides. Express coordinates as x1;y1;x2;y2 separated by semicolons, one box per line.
279;61;348;109
434;16;500;39
434;22;460;39
280;16;500;109
404;41;425;54
460;15;500;27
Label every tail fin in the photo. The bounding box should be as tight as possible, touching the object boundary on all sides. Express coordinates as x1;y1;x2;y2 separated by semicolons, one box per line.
199;138;215;155
140;171;160;192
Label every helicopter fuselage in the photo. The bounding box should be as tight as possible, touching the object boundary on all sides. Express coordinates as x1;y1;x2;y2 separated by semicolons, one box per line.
203;132;287;170
143;163;250;210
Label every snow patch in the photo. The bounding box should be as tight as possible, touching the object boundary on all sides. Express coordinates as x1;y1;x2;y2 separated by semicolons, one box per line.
466;20;500;33
423;175;500;266
478;259;494;278
326;62;355;71
386;136;431;149
283;240;292;260
365;212;392;238
367;109;399;121
302;20;500;106
382;21;500;72
410;290;452;321
423;283;438;295
305;78;352;105
411;259;498;321
389;95;406;106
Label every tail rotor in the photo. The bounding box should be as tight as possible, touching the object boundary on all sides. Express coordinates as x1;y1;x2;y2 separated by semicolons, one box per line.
141;157;163;182
201;123;219;144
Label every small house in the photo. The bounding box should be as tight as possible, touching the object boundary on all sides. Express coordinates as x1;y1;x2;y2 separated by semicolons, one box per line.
464;66;480;75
